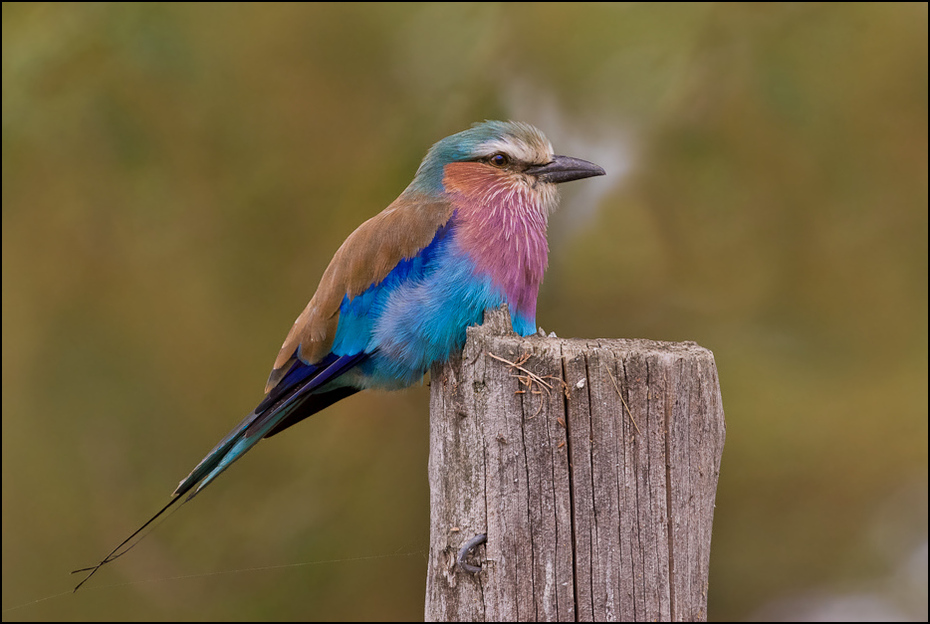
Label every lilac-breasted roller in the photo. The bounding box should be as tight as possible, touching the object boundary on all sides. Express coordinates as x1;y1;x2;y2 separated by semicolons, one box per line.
73;120;605;590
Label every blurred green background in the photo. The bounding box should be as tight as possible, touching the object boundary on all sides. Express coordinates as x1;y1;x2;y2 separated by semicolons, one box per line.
3;3;926;621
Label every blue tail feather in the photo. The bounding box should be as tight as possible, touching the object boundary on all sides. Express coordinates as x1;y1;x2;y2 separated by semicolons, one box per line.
71;351;366;593
174;352;367;499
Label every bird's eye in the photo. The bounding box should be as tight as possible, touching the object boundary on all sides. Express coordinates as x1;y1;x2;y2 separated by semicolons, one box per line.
489;153;509;167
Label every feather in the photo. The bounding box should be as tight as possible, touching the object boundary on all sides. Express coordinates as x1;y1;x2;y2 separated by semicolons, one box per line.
267;192;455;383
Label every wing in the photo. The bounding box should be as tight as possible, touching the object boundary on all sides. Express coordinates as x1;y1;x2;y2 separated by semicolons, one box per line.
265;191;456;387
179;189;456;495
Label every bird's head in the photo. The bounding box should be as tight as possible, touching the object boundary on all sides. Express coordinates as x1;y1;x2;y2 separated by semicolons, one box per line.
409;120;605;212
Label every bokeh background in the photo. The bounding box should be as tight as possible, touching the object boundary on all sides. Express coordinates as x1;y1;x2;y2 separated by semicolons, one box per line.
3;3;926;621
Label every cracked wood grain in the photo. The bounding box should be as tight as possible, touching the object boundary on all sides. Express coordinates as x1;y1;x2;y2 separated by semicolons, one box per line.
426;307;726;622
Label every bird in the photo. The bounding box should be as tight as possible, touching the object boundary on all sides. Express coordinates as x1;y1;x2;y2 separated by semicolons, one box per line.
72;120;605;590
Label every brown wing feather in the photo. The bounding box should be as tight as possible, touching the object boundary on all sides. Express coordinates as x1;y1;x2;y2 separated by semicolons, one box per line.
265;191;454;392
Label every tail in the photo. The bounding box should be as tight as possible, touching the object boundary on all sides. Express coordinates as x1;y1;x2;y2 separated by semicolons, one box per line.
72;352;366;592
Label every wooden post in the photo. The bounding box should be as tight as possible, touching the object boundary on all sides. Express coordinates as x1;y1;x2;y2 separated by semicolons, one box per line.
426;307;726;622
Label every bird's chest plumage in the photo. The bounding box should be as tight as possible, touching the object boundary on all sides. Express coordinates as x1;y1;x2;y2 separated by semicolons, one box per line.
443;162;551;317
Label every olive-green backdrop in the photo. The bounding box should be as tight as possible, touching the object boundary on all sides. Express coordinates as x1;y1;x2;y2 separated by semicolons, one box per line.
3;3;926;621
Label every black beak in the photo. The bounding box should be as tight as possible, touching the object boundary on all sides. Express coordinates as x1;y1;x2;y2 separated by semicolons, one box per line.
525;154;606;184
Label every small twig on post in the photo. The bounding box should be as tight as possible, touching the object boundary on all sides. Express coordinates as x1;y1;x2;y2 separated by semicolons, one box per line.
485;351;569;417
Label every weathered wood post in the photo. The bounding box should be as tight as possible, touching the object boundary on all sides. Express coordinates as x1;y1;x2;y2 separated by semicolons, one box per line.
426;307;726;622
